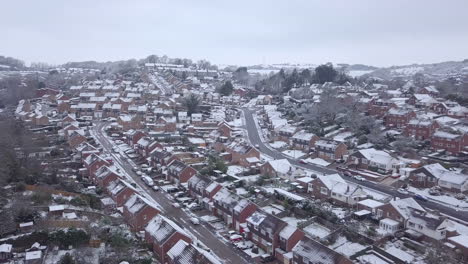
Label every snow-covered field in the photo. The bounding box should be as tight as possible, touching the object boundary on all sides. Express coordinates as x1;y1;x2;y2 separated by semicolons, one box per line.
348;70;374;78
391;66;424;75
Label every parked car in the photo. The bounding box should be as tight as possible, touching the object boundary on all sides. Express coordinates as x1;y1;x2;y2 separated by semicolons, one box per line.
414;194;428;202
152;186;160;191
190;217;200;225
354;176;365;181
172;202;181;208
132;166;139;172
397;188;409;195
229;234;243;243
136;171;142;176
142;176;154;187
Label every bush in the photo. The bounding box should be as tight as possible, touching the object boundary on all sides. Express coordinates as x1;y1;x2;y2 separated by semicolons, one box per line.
59;253;76;264
15;183;26;192
50;228;90;248
31;192;52;205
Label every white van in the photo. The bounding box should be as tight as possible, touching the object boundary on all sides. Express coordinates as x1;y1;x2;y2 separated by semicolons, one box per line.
142;176;154;187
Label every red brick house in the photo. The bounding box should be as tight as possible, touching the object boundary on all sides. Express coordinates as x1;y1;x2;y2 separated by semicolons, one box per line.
123;194;161;232
232;199;257;233
448;235;468;260
309;174;367;206
218;121;233;138
106;179;138;207
276;225;305;262
384;108;416;128
124;130;147;147
408;163;446;188
368;99;397;118
404;119;440;140
246;210;287;256
94;166;120;188
145;215;192;264
292;237;353;264
212;188;239;227
68;132;87;149
431;130;467;155
315;140;348;161
166;160;197;184
167;240;220;264
154;116;177;132
83;154;110;178
188;176;222;206
225;142;260;167
374;198;425;225
291;130;320;151
150;150;173;170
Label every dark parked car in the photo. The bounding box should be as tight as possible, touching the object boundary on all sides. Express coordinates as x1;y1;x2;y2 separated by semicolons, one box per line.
414;194;428;202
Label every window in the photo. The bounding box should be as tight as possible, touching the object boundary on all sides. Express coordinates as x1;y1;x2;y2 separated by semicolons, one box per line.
418;224;423;230
408;222;415;227
320;187;328;195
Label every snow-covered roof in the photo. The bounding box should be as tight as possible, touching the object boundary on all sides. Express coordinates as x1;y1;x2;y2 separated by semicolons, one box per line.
265;159;292;174
448;235;468;247
389;198;425;219
279;224;297;240
356;148;397;166
145;215;188;243
358;199;384;208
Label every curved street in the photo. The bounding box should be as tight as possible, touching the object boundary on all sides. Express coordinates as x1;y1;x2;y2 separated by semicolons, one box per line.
242;108;468;222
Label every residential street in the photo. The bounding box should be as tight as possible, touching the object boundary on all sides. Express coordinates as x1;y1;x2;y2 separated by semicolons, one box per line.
242;108;468;222
92;122;249;264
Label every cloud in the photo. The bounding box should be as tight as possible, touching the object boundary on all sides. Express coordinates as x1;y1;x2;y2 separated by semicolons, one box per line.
1;0;467;66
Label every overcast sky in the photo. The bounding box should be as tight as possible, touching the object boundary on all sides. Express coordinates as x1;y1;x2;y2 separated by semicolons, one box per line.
2;0;468;67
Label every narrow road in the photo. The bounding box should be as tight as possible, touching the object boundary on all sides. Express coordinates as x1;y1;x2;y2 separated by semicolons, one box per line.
92;123;249;264
242;108;468;222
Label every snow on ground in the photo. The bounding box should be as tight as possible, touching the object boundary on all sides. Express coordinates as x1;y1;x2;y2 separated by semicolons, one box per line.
332;208;348;219
282;149;306;159
333;132;353;142
304;158;330;167
408;187;468;209
235;187;249;196
362;187;391;202
262;205;284;215
303;223;331;239
391;66;424;75
260;154;274;161
270;141;287;149
281;217;305;228
243;247;266;258
227;165;244;177
357;253;392;264
384;245;415;263
229;118;243;127
330;236;367;257
348;70;374;78
237;174;261;183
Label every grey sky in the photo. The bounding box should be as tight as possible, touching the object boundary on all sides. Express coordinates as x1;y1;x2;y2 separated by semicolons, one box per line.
2;0;468;67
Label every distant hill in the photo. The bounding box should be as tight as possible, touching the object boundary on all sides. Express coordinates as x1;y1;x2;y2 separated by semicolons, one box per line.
0;55;25;71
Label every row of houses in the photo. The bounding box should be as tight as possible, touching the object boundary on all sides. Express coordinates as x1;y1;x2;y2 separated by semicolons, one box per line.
187;175;353;264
